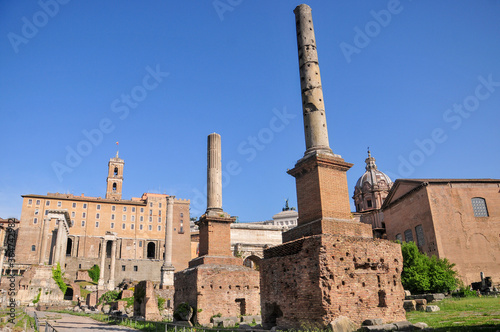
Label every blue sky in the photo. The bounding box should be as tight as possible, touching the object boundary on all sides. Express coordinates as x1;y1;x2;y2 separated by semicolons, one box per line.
1;1;499;221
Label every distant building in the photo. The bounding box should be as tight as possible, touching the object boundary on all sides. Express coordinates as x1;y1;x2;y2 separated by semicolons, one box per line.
15;153;191;286
352;150;393;238
382;179;500;285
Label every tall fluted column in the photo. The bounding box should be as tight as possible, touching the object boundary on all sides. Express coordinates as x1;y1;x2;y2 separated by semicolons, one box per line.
294;4;333;157
53;220;64;266
60;230;68;270
98;239;106;290
160;196;175;289
108;240;117;290
40;218;52;264
207;133;222;213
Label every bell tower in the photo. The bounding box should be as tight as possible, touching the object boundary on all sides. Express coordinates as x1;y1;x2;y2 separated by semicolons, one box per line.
106;151;124;200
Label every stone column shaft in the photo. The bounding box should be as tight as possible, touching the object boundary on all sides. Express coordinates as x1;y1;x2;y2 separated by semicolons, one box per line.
40;218;51;264
98;239;106;289
0;228;5;283
108;240;117;290
164;196;174;266
207;133;222;212
53;220;64;266
294;4;332;156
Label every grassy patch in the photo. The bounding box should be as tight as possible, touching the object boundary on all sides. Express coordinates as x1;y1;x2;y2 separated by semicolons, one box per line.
407;296;500;331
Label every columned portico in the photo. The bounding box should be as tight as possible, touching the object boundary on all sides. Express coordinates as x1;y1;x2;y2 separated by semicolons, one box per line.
45;210;71;269
98;232;118;291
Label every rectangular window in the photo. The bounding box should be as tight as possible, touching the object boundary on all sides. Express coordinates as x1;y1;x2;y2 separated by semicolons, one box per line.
150;202;153;207
179;226;184;234
139;241;142;247
159;210;162;216
72;202;76;208
34;209;39;215
33;218;38;224
122;215;126;221
31;245;36;251
111;222;115;229
131;215;135;222
82;212;86;218
96;213;100;219
134;266;138;272
122;223;126;229
28;199;32;205
45;210;48;215
159;203;162;208
83;203;87;209
123;206;127;212
140;208;144;213
71;212;75;217
149;209;153;215
46;201;50;206
131;224;135;230
367;199;372;208
158;217;161;223
158;225;161;231
81;220;85;227
472;197;489;217
57;201;62;207
132;207;136;212
415;225;425;247
149;216;152;222
36;199;40;205
97;204;101;210
396;233;403;242
111;214;115;220
148;225;152;231
180;213;183;217
404;229;413;243
140;216;143;222
112;205;116;211
139;224;143;230
122;265;126;271
95;221;99;228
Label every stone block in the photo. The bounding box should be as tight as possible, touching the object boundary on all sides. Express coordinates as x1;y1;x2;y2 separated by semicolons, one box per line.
362;318;384;326
426;305;440;312
413;322;429;330
404;290;411;297
392;321;413;331
121;289;134;298
239;324;252;330
403;300;416;312
241;315;261;324
222;319;237;327
359;324;397;331
329;315;358;332
102;304;111;314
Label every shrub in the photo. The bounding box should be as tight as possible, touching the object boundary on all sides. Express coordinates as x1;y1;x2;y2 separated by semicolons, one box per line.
401;241;458;294
32;289;41;304
87;265;100;283
52;263;67;295
99;290;120;305
157;296;165;311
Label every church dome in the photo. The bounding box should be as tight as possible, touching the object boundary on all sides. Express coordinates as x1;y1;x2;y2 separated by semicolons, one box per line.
353;150;393;213
355;151;393;191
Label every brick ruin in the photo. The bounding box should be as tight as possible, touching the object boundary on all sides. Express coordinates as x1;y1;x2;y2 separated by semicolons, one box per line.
259;4;405;329
174;133;260;325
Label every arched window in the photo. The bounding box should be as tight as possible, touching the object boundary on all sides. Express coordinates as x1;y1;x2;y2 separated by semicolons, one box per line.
66;238;73;256
114;167;118;176
472;197;489;217
112;183;117;192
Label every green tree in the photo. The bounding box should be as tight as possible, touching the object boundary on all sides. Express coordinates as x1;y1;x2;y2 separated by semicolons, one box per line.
400;241;458;294
87;264;100;283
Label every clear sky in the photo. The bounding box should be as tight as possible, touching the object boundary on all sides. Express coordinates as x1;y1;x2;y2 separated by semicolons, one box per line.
1;1;499;221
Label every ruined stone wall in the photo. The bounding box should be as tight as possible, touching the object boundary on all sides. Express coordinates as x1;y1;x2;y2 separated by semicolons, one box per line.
283;219;372;243
261;234;405;329
175;265;259;325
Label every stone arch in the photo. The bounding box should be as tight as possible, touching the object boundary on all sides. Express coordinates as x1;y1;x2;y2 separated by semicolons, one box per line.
243;255;261;271
64;285;74;301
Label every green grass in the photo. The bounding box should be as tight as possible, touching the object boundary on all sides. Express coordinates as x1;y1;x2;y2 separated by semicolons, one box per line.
407;296;500;331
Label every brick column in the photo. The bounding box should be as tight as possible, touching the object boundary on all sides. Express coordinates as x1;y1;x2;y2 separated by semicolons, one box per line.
160;196;175;289
98;238;106;290
108;240;117;290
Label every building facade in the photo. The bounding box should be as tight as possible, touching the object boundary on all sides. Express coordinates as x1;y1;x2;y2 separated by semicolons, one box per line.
16;153;191;286
382;179;500;285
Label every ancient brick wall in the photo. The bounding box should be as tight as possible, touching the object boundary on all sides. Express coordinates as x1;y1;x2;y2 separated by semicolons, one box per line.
175;265;260;325
261;234;405;329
